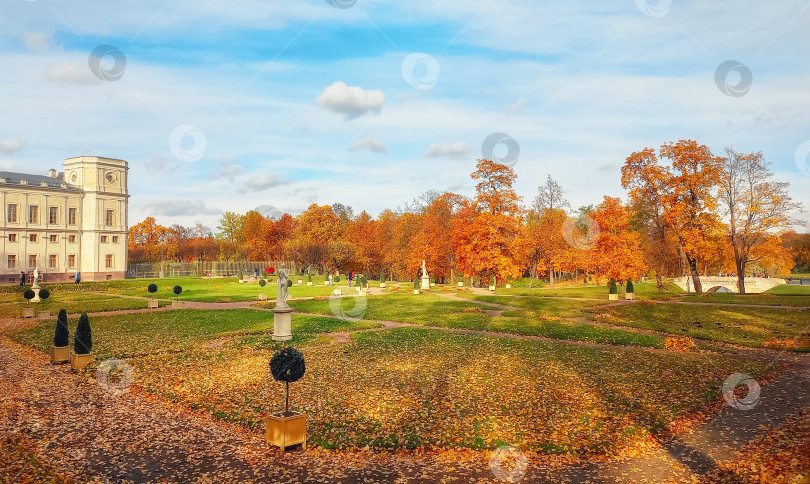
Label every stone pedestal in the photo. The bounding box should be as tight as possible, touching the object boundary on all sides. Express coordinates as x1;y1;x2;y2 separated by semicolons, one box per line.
421;275;430;290
31;284;41;303
272;306;293;341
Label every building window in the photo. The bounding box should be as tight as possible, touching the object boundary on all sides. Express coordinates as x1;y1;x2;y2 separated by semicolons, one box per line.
112;236;119;243
68;207;77;225
8;234;17;242
29;255;37;267
29;234;38;242
7;204;18;223
106;210;115;226
101;235;108;243
29;205;39;224
49;206;58;224
105;254;114;268
7;255;16;269
68;235;76;243
49;234;58;243
68;254;76;267
49;255;57;269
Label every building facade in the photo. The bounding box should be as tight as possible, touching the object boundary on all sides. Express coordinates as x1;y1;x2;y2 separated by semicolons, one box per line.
0;156;128;283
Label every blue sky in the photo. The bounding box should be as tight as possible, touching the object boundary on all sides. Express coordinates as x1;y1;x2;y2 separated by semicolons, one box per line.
1;0;808;230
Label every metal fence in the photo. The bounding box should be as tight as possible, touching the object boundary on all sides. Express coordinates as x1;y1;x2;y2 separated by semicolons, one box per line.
126;261;298;279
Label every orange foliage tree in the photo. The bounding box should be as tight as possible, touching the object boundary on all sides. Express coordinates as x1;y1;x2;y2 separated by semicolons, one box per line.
588;197;646;283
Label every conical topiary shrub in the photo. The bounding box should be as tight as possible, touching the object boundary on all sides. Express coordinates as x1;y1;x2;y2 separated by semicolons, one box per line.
54;309;69;347
609;278;618;294
269;347;306;415
74;312;92;355
626;279;634;293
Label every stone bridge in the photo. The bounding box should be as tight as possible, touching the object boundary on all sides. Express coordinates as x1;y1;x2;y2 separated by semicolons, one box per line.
672;276;786;294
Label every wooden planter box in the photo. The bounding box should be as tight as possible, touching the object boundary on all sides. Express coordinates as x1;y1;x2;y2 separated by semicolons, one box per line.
266;412;307;451
297;279;303;285
148;299;159;309
50;346;70;364
23;308;35;318
489;285;496;292
71;353;93;371
258;293;267;301
306;281;313;286
413;289;420;295
355;287;361;292
505;283;512;289
457;282;464;287
172;301;184;309
332;289;342;296
625;293;636;300
38;310;50;320
379;283;386;288
609;293;619;301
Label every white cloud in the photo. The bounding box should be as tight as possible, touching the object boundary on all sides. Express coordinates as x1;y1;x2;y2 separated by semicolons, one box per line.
24;32;53;52
316;81;384;119
213;158;243;181
141;200;221;217
0;160;14;171
245;173;285;191
0;139;24;154
350;137;387;153
422;142;471;159
42;61;97;85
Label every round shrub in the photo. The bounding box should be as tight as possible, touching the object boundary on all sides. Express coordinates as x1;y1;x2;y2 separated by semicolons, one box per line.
626;279;634;293
609;278;618;294
333;276;341;283
147;283;158;294
23;289;35;300
39;289;50;300
259;279;267;287
286;279;293;288
74;312;92;354
173;285;182;295
54;308;69;347
270;347;306;414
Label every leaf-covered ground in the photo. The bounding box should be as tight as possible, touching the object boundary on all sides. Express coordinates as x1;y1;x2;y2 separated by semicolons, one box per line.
128;326;770;455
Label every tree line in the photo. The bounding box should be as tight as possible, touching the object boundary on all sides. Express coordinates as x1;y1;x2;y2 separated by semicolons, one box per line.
129;139;805;293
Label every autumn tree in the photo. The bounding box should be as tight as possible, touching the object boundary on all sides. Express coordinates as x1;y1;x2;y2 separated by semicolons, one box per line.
406;192;460;282
589;197;646;283
128;217;172;262
623;140;724;293
719;148;801;292
216;211;246;260
452;159;523;285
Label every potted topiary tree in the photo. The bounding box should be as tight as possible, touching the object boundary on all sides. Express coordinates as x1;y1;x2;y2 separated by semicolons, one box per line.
258;278;268;301
50;308;70;363
71;312;93;371
172;285;183;308
413;278;420;295
306;272;313;286
625;279;636;300
357;275;368;296
379;273;386;289
266;347;307;451
147;283;159;308
37;289;51;319
23;289;35;318
332;276;342;295
505;278;512;289
609;277;619;301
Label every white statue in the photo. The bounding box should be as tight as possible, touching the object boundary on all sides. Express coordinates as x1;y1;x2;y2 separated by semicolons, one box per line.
421;259;427;277
33;268;39;285
276;268;289;309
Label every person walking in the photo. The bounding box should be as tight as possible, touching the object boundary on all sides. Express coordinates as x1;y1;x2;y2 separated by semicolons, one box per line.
19;271;26;286
75;271;81;284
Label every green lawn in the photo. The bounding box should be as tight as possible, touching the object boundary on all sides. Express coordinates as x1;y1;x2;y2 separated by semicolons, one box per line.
600;302;810;348
0;291;169;318
8;309;382;358
110;277;339;302
126;327;771;455
458;282;684;300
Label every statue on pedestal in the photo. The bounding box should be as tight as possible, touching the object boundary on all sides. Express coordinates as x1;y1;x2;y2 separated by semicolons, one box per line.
420;259;430;290
33;268;39;286
276;269;289;309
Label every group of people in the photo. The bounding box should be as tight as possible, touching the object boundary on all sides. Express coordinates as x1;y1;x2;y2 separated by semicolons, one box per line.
19;270;80;286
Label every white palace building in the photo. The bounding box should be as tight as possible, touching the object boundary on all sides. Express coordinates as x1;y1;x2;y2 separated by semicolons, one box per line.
0;156;128;284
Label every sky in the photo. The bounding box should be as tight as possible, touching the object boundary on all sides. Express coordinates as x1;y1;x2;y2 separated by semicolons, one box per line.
1;0;809;231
